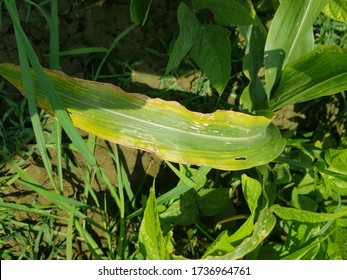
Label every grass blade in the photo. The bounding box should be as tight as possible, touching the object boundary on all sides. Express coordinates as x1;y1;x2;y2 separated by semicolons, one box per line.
3;0;97;167
66;208;75;260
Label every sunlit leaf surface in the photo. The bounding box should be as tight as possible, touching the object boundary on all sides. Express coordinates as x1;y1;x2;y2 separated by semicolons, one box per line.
0;63;285;170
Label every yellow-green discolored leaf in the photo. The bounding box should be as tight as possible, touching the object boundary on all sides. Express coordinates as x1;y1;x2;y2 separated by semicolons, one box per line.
323;0;347;23
325;148;347;175
0;63;285;170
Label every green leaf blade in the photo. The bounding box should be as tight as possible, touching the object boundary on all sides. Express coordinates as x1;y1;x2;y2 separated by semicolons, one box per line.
0;63;286;170
190;25;231;95
192;0;256;26
264;0;329;94
325;148;347;175
270;46;347;111
206;207;276;259
165;2;201;74
139;188;169;260
241;175;262;214
323;0;347;23
239;23;268;111
160;190;199;226
271;205;347;223
130;0;153;26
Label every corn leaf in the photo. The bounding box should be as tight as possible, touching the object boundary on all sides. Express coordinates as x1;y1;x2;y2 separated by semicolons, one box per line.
239;22;268;111
270;46;347;111
0;63;285;170
264;0;329;94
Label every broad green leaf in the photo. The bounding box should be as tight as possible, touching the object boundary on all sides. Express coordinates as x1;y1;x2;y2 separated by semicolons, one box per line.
241;175;262;214
328;205;347;227
165;2;201;74
282;223;315;251
327;227;347;259
190;24;231;95
281;229;333;260
281;237;321;260
202;231;235;257
206;207;276;259
323;0;347;23
139;188;169;260
264;0;329;94
192;0;256;26
127;166;211;220
325;148;347;175
319;167;347;196
291;180;316;210
130;0;152;26
273;163;292;185
159;190;199;225
271;204;347;223
239;22;268;111
322;173;347;196
228;214;255;244
0;63;286;170
197;188;231;216
269;46;347;111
